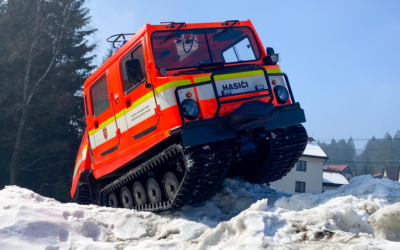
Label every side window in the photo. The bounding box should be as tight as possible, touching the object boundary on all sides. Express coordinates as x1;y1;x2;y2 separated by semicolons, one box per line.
90;75;110;117
84;95;89;117
121;44;146;94
222;37;256;63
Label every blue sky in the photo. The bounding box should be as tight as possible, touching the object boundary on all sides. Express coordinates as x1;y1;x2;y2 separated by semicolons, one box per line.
86;0;400;150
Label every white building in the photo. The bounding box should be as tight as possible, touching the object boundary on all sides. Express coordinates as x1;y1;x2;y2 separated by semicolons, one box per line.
270;138;328;194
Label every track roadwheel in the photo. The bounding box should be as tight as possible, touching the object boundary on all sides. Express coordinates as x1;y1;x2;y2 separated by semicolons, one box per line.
163;172;179;201
132;181;147;206
147;178;162;204
108;192;119;208
120;187;133;209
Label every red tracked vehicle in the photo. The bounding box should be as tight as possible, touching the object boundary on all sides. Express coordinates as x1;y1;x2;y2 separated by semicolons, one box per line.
71;20;308;211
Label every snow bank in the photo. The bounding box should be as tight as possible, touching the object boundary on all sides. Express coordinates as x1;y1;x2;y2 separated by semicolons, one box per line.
1;176;400;249
369;202;400;242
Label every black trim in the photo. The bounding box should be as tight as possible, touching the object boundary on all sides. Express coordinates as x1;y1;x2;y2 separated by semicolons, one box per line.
100;145;119;157
180;102;306;148
302;154;329;160
181;118;236;147
264;103;306;131
133;125;157;140
323;183;344;187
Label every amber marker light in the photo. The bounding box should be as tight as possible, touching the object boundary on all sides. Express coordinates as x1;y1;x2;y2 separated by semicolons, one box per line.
272;80;277;85
186;92;193;98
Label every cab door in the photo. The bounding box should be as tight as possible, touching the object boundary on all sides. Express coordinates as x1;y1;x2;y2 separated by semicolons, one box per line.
88;72;120;156
120;39;158;140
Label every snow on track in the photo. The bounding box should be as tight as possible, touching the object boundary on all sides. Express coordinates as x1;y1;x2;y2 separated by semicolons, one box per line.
1;176;400;249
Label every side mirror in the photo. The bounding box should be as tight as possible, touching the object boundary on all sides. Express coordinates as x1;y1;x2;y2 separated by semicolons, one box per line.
262;47;279;65
125;59;144;83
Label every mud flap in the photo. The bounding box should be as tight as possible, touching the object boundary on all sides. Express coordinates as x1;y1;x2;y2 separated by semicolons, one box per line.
228;101;306;132
181;118;236;147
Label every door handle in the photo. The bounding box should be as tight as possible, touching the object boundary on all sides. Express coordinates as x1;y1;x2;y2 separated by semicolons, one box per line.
125;96;131;107
94;119;99;128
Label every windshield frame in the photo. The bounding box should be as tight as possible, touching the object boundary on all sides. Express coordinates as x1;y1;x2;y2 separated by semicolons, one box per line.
150;26;262;71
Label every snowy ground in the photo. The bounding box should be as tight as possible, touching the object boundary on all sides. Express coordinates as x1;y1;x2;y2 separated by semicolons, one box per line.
1;176;400;250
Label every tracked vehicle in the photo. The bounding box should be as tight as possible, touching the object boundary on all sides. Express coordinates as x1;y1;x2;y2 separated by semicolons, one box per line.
71;20;308;211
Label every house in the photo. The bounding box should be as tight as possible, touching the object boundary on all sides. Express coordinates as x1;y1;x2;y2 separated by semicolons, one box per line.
382;166;400;182
322;170;349;192
270;137;328;194
324;165;353;180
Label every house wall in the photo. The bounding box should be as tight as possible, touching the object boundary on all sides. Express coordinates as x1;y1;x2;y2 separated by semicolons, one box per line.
270;156;324;194
322;185;338;192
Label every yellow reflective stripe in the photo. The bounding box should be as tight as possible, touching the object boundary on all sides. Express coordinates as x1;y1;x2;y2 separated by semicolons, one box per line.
74;145;88;169
195;68;282;82
115;109;125;119
267;68;281;74
125;91;154;113
194;76;211;83
214;70;264;81
88;116;116;136
154;79;191;95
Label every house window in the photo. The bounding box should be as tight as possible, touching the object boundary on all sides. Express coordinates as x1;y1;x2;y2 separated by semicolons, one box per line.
295;181;306;193
296;161;307;172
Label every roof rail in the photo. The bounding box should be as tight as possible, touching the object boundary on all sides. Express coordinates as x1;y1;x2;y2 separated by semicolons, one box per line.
222;20;240;26
106;33;135;48
160;21;186;29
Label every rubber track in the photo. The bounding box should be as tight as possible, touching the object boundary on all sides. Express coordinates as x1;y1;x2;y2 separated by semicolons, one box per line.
98;142;232;212
254;124;308;183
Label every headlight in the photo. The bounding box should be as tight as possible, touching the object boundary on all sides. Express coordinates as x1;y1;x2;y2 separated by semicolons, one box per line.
181;99;200;120
274;86;289;104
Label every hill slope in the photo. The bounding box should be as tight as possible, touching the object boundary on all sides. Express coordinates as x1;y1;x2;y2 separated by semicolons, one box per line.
1;176;400;250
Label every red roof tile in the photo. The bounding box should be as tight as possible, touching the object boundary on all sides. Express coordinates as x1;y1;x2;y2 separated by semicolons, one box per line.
325;165;348;172
373;173;383;179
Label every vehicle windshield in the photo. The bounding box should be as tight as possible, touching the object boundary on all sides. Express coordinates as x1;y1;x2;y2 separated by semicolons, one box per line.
151;27;261;70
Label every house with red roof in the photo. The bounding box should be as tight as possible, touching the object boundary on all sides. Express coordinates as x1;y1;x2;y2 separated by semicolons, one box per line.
324;165;353;180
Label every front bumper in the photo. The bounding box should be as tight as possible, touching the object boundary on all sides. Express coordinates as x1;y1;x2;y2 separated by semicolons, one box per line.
180;102;306;147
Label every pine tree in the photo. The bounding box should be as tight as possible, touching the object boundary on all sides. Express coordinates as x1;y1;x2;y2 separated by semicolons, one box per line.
0;0;97;201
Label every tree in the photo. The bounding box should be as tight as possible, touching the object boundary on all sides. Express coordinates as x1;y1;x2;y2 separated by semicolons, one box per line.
0;0;96;200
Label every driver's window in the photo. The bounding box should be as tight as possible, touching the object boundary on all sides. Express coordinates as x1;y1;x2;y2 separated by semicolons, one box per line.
222;37;256;63
121;44;146;94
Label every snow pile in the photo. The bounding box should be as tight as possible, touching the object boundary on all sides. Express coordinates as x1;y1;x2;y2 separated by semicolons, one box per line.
1;176;400;249
369;202;400;242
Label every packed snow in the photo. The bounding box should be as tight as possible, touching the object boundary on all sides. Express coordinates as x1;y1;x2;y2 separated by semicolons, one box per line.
323;172;350;185
1;176;400;249
302;140;328;158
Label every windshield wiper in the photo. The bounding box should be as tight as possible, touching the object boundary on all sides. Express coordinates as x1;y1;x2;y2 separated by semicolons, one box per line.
197;62;224;70
158;22;186;45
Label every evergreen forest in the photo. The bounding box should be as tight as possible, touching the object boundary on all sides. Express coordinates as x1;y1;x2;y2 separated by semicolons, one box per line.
318;131;400;176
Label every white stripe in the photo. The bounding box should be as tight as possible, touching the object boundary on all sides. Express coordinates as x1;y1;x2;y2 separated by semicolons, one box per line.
197;85;215;100
124;98;157;129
